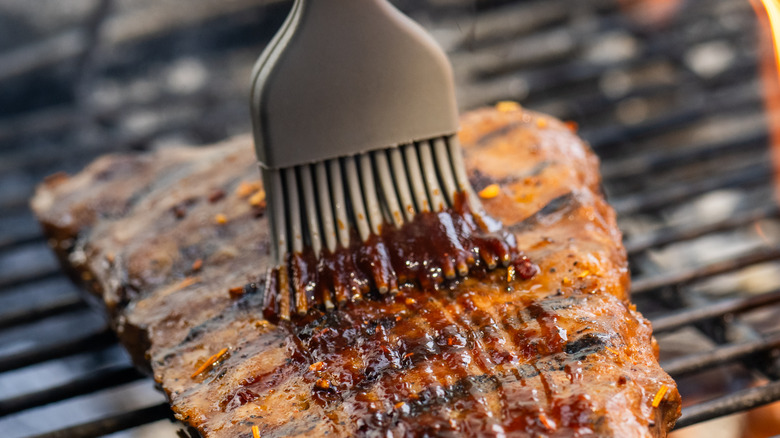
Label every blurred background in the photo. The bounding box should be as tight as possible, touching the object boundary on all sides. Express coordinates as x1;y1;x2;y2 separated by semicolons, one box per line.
3;0;780;436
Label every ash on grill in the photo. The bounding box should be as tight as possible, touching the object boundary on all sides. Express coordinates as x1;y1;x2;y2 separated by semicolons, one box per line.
2;0;780;436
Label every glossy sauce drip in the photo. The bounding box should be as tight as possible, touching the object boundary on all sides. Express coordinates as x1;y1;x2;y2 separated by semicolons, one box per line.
263;192;537;321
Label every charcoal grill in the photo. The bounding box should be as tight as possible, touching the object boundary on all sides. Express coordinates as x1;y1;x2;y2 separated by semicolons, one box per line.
2;0;780;436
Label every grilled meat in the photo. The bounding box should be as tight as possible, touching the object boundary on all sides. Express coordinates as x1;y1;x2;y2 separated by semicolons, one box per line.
32;106;680;437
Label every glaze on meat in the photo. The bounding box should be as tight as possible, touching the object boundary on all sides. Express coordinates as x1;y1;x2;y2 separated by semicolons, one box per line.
268;191;537;321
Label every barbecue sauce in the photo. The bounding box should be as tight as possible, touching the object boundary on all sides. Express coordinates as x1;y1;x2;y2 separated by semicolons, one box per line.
262;191;537;321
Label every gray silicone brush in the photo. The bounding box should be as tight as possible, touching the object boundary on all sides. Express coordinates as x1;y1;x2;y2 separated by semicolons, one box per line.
251;0;491;317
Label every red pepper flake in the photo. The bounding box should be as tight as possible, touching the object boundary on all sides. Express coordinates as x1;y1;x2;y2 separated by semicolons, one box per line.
496;101;521;112
171;277;200;293
565;121;579;132
539;412;556;430
405;298;417;305
478;184;501;199
507;265;516;282
191;259;203;272
652;385;669;408
309;361;325;372
251;425;261;438
395;316;402;322
236;181;263;198
228;286;245;299
315;379;331;390
191;347;229;379
395;401;406;409
403;352;414;360
249;190;267;208
447;337;454;346
172;205;188;219
208;189;226;203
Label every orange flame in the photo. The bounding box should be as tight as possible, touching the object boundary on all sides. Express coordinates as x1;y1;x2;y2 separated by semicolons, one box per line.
752;0;780;205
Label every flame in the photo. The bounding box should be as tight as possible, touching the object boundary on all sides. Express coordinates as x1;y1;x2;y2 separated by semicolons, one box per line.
753;0;780;205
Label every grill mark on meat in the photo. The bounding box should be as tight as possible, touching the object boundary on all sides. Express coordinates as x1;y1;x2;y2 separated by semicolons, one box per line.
125;161;201;213
448;296;512;433
178;282;265;347
344;303;614;433
475;121;525;147
510;192;580;233
396;299;468;412
564;333;611;359
467;307;512;426
424;296;501;435
470;162;553;192
182;313;227;344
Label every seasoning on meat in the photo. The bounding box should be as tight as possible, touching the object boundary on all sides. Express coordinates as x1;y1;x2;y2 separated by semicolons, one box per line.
191;347;229;379
478;184;501;199
653;385;670;408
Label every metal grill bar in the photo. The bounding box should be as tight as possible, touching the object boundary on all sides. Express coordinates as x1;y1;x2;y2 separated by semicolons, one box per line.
27;403;173;438
612;164;771;216
0;266;62;292
676;382;780;429
601;132;770;182
625;205;780;255
661;332;780;377
585;84;761;150
651;287;780;333
632;246;780;295
0;295;85;330
0;365;143;416
0;328;114;373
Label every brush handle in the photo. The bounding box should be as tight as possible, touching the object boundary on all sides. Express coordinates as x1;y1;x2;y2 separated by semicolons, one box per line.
251;0;459;169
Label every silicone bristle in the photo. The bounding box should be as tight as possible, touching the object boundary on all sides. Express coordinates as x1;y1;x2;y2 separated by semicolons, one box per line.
329;159;351;249
300;165;322;257
433;137;458;205
360;153;383;235
345;157;371;242
389;147;416;222
403;144;431;213
374;150;404;228
264;135;497;316
315;161;337;254
418;141;446;212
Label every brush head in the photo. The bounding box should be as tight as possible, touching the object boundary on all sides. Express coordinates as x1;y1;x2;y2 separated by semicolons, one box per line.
260;136;533;321
250;0;459;170
250;0;526;320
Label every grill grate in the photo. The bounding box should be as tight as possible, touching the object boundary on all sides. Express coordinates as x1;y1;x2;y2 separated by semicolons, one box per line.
2;0;780;436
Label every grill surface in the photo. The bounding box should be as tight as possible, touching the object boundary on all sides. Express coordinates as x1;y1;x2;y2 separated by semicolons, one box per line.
2;0;780;436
